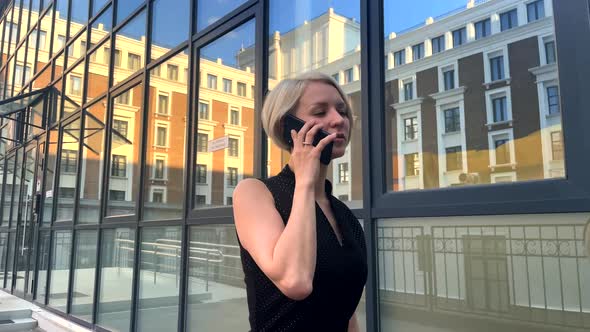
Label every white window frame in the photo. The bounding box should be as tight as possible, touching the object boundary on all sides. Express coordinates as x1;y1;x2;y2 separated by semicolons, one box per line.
207;73;217;90
152;154;168;180
402;114;419;142
544;81;560;116
69;74;82;96
198;100;210;120
156;91;170;115
149;186;167;203
399;76;417;103
538;34;556;66
223;78;232;94
483;47;510;84
229;106;240;126
227;136;240;158
485;87;513;127
488;129;516;167
438;61;459;92
154;121;170;148
498;7;519;32
114;89;132;105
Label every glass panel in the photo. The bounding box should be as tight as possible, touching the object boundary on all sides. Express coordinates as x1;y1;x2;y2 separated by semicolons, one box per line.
0;233;7;288
378;213;590;331
186;225;248;331
90;4;112;42
92;0;109;17
106;83;143;217
71;230;98;321
97;228;136;332
10;149;22;228
150;0;189;60
5;233;15;288
55;119;81;222
383;0;564;191
268;0;363;208
69;0;89;38
86;39;110;103
15;147;37;292
116;0;144;25
79;101;106;224
196;0;248;32
48;230;72;312
143;50;187;221
36;230;51;303
113;10;146;84
136;227;181;332
195;20;255;209
42;127;58;225
1;155;15;227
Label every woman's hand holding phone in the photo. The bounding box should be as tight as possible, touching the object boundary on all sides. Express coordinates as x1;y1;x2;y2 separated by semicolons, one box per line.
288;119;337;189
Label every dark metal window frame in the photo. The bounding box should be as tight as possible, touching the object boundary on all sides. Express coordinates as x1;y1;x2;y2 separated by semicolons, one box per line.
0;1;587;332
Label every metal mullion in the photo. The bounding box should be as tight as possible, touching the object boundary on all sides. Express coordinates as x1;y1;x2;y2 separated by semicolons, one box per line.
179;0;197;327
138;219;183;228
185;42;197;217
129;223;141;332
91;225;102;325
136;0;153;222
255;0;267;180
186;216;235;226
66;314;94;330
65;224;76;314
191;0;257;43
362;0;380;330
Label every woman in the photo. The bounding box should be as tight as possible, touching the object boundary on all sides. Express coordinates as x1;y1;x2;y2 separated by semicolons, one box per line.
232;72;367;331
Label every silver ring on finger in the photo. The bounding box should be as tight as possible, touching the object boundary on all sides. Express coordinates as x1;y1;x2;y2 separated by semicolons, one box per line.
302;141;312;146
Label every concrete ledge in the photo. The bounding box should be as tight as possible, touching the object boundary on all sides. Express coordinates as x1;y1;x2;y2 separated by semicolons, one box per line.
32;309;91;332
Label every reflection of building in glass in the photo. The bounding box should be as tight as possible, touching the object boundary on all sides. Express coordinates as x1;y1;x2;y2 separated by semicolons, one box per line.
383;0;562;190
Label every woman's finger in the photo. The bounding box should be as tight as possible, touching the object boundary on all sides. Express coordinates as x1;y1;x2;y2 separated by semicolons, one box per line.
314;132;337;152
304;123;323;146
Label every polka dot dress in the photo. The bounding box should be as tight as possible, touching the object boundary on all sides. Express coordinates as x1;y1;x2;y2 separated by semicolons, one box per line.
238;165;368;331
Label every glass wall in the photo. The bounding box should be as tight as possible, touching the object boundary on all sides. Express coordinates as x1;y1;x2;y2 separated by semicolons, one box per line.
143;50;188;221
70;230;98;321
267;0;363;208
377;213;590;331
0;1;587;332
47;230;72;311
383;0;564;191
186;225;248;331
97;228;135;332
136;227;181;332
194;20;256;209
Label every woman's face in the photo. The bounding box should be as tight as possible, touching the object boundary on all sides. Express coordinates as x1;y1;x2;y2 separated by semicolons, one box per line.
293;81;350;160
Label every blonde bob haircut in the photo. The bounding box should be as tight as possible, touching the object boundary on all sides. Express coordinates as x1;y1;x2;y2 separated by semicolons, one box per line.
261;71;354;151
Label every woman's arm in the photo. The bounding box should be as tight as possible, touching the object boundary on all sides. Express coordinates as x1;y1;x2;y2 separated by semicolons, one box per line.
233;121;335;300
348;313;360;332
233;177;317;300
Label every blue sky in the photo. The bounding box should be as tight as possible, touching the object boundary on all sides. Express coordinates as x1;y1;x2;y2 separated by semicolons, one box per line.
114;0;473;67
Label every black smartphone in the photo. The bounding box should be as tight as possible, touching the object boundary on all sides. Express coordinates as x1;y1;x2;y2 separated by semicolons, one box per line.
282;113;334;165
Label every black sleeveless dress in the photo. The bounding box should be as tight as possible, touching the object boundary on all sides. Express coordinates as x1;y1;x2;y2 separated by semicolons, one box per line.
238;165;368;331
